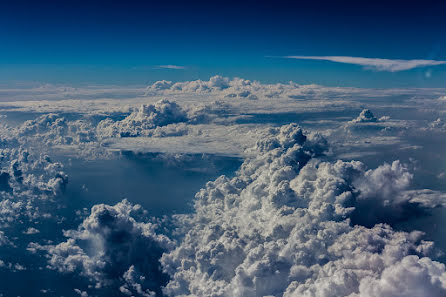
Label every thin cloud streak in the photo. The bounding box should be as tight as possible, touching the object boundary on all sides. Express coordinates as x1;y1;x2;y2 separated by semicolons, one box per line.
156;65;187;70
284;55;446;72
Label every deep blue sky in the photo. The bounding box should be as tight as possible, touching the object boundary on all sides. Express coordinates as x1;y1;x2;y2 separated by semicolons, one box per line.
1;0;446;87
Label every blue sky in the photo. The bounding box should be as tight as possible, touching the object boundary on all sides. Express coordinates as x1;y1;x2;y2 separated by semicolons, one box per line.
1;0;446;87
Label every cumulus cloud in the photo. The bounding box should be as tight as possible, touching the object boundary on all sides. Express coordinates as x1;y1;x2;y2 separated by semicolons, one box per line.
1;77;446;297
284;56;446;72
161;124;446;297
23;227;40;235
12;113;99;157
97;99;188;138
144;75;285;99
430;118;446;130
2;97;254;158
0;260;26;272
0;146;71;260
355;255;446;297
0;230;12;246
143;75;431;106
340;109;405;142
74;288;89;297
41;199;173;295
351;109;378;123
0;149;68;225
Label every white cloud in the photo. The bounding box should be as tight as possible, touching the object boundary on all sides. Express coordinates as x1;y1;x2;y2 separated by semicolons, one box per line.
161;124;446;297
0;148;68;227
74;288;89;297
284;56;446;72
350;109;378;123
97;99;188;138
23;227;40;235
41;199;173;294
0;76;445;296
156;65;186;70
356;255;446;297
0;230;12;246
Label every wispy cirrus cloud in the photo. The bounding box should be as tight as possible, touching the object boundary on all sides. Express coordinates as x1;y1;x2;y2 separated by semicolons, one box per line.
156;65;186;70
283;55;446;72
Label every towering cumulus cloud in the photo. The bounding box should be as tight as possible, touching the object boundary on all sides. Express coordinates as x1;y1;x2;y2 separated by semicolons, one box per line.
161;124;446;297
350;109;378;123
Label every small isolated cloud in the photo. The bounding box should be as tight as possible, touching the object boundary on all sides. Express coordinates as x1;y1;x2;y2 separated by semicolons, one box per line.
23;227;40;235
155;65;186;70
284;55;446;72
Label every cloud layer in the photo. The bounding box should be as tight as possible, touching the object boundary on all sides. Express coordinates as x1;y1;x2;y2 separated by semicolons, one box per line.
0;76;445;296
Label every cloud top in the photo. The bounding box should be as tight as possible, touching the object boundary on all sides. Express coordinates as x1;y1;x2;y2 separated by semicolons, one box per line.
284;56;446;72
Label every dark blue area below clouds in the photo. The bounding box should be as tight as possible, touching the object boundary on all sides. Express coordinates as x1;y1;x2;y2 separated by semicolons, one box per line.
61;153;242;217
1;0;446;86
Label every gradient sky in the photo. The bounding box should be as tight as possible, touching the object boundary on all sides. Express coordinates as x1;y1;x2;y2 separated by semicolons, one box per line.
1;0;446;87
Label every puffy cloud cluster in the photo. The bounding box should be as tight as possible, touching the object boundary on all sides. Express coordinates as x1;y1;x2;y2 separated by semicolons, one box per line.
351;109;378;123
429;118;446;130
160;124;446;297
41;199;173;296
1;111;110;160
355;255;446;297
2;99;227;160
145;76;347;100
0;148;68;198
0;98;253;160
0;230;12;246
339;109;408;147
0;259;26;272
0;148;68;236
146;76;231;94
18;113;96;145
186;100;234;124
97;99;188;138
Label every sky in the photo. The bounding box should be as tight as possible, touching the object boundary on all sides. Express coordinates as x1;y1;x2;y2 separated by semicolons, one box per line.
1;0;446;87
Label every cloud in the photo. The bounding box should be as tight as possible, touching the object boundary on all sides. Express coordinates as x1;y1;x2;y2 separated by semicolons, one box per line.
355;255;446;297
0;260;26;272
97;99;188;138
41;199;173;295
74;288;89;297
161;124;446;297
351;109;378;123
156;65;186;70
23;227;40;235
284;56;446;72
0;230;12;246
0;76;446;296
0;148;68;227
